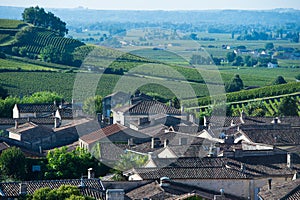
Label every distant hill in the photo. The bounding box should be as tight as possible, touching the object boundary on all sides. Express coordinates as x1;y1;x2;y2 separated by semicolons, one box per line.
1;6;300;26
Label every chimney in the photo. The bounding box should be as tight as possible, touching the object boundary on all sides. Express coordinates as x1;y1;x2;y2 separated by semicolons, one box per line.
169;100;172;107
164;139;168;147
272;117;281;124
268;178;272;190
287;153;292;168
151;137;155;149
19;183;27;195
128;138;134;146
240;110;246;123
181;105;184;112
54;117;60;128
88;168;94;179
15;120;18;129
240;163;245;172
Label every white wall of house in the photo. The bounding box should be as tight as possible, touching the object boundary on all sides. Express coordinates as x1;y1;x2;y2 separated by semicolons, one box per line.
9;132;21;141
157;147;177;158
177;179;252;199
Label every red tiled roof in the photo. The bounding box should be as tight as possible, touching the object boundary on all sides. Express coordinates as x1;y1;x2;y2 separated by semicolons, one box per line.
80;123;126;144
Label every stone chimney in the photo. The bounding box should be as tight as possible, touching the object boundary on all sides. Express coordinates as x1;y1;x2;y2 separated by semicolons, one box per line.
88;168;95;179
19;183;27;195
240;110;246;124
164;139;168;147
287;153;292;168
15;120;18;129
240;163;245;172
151;137;155;149
268;178;272;190
54;117;60;128
128;138;134;146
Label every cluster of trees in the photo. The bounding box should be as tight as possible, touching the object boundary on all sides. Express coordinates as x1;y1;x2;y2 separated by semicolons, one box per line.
0;146;102;182
22;6;68;36
190;54;211;65
225;74;244;93
27;185;95;200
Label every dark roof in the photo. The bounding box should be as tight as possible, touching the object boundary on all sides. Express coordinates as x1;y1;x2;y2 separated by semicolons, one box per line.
132;167;249;180
242;128;300;145
15;103;57;113
0;142;10;152
205;116;300;128
114;100;181;115
7;122;54;142
147;155;300;178
0;118;54;125
259;179;300;200
0;178;104;198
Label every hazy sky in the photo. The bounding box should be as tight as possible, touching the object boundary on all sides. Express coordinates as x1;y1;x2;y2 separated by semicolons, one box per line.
0;0;300;10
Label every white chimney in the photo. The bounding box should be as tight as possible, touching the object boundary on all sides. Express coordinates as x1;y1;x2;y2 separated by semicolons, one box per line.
88;168;94;179
54;117;60;128
287;153;292;168
164;139;168;147
151;137;155;149
15;120;18;129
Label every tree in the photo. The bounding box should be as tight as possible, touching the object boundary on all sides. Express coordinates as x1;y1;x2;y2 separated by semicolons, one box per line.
22;6;68;36
83;95;103;117
0;85;8;99
278;97;299;116
225;74;244;92
171;97;181;109
265;42;274;50
0;147;26;180
226;52;236;62
232;56;244;66
272;76;287;85
45;147;98;179
40;45;61;63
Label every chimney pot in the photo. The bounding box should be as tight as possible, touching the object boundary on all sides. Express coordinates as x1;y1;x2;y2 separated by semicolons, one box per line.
151;137;155;149
19;183;27;195
88;168;94;179
287;153;292;168
15;120;18;129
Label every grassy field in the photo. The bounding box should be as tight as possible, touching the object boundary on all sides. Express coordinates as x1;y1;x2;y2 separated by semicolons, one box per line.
0;58;56;71
0;19;28;29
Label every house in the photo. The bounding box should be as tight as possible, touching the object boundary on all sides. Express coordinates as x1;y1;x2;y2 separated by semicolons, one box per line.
6;118;99;152
13;103;82;120
13;103;57;119
267;62;278;68
102;91;153;122
112;100;184;126
79;123;151;153
126;154;300;199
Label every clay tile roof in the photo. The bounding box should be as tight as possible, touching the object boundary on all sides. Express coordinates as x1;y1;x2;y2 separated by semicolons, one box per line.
0;142;10;152
0;178;104;198
259;179;300;200
79;123;126;144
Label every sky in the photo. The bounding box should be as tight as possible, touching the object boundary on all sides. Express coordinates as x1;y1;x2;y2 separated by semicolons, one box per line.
1;0;300;10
